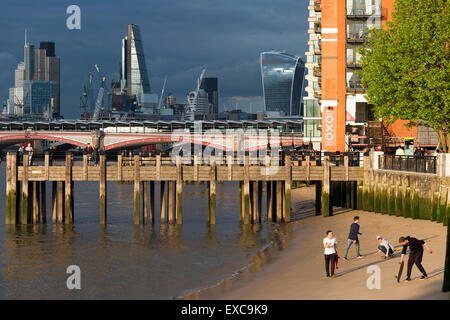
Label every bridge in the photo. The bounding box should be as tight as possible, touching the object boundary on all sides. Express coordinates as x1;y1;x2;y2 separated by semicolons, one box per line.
0;119;305;152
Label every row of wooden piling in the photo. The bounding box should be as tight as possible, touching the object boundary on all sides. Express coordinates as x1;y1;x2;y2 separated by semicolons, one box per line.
5;151;365;225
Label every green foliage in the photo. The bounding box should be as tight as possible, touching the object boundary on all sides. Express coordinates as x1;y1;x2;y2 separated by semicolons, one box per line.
359;0;450;150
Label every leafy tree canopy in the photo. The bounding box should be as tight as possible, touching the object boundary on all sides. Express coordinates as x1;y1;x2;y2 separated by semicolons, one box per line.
359;0;449;151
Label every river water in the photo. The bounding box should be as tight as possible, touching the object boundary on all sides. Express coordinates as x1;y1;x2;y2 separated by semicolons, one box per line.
0;162;294;299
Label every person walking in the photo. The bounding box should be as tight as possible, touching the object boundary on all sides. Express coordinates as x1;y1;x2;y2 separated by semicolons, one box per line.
374;235;394;259
323;230;338;278
343;216;363;260
399;236;432;281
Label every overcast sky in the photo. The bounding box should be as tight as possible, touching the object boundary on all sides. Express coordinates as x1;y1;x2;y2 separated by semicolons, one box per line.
0;0;309;118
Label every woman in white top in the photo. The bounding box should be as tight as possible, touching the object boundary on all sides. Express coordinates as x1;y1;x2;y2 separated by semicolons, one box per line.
323;230;338;278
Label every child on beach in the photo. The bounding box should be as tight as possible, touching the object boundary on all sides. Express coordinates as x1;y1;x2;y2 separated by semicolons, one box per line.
399;236;433;281
374;235;394;259
343;216;362;260
323;230;338;278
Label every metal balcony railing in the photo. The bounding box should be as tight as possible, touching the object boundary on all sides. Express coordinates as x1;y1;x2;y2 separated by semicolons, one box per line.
379;155;437;174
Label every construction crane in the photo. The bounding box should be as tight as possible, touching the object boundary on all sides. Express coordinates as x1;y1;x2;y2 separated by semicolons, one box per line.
92;64;107;120
185;66;207;121
158;75;167;109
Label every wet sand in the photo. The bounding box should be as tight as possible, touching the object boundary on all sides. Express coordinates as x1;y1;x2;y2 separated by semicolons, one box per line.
211;186;449;300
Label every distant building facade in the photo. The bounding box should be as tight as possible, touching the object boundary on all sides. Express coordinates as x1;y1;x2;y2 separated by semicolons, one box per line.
200;77;219;118
260;51;305;117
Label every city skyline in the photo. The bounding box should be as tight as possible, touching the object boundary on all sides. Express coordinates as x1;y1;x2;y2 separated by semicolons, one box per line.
0;0;308;118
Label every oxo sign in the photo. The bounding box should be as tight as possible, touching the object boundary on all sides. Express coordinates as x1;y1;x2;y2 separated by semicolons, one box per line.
322;107;337;149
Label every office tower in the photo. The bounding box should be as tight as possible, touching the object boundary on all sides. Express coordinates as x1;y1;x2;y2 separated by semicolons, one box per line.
121;24;151;97
39;41;55;57
23;80;56;115
35;41;60;116
200;77;219;116
24;30;35;81
7;62;26;115
260;51;305;116
308;0;393;151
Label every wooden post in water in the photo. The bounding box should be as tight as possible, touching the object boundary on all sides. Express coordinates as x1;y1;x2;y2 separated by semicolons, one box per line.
315;181;322;215
257;181;262;223
206;181;211;224
209;156;216;225
284;156;291;223
160;181;166;224
239;181;243;223
322;156;332;217
243;154;250;224
176;156;183;225
251;181;256;223
134;154;141;225
149;181;155;224
6;153;18;224
22;154;30;224
142;181;148;225
41;181;46;224
33;181;39;223
168;181;174;224
266;181;272;222
277;180;283;222
58;181;65;224
272;181;277;222
65;153;73;223
99;153;107;224
52;181;57;223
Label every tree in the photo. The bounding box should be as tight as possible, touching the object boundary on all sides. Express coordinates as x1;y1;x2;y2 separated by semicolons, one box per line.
359;0;450;152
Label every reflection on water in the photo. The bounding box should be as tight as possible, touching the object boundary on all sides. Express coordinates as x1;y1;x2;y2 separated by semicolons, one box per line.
0;163;295;299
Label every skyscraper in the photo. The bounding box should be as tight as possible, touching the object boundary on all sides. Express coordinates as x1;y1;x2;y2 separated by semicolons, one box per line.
34;41;60;116
260;51;305;116
121;24;151;97
24;30;35;81
200;77;219;117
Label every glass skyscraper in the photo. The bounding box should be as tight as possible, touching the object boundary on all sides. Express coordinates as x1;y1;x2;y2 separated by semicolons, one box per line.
23;80;56;115
123;24;151;97
260;51;306;116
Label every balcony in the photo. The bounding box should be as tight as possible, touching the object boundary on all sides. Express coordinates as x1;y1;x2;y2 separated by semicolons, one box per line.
314;21;321;34
313;66;321;77
346;59;362;69
347;31;368;43
347;81;365;93
314;0;321;12
346;8;381;19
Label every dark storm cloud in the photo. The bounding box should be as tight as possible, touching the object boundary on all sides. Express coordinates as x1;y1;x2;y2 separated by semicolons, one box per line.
0;0;308;117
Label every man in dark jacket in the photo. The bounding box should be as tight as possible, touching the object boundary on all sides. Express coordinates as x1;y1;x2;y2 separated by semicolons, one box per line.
399;236;433;281
343;216;363;260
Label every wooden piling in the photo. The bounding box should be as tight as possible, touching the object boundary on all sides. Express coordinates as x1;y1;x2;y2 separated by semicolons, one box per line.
284;156;291;223
266;181;272;221
134;155;141;225
52;181;57;223
142;181;148;225
251;181;256;223
149;181;155;224
33;181;39;223
6;153;18;224
65;153;73;223
99;153;107;224
58;181;65;224
41;181;46;224
277;180;283;222
160;181;166;224
257;181;262;223
176;156;183;225
243;155;250;224
322;156;332;217
168;181;174;224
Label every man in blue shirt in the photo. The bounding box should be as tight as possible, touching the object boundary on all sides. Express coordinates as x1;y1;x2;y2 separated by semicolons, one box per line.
343;216;363;260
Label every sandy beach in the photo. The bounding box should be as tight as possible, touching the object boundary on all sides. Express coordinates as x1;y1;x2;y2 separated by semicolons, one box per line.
210;186;450;300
